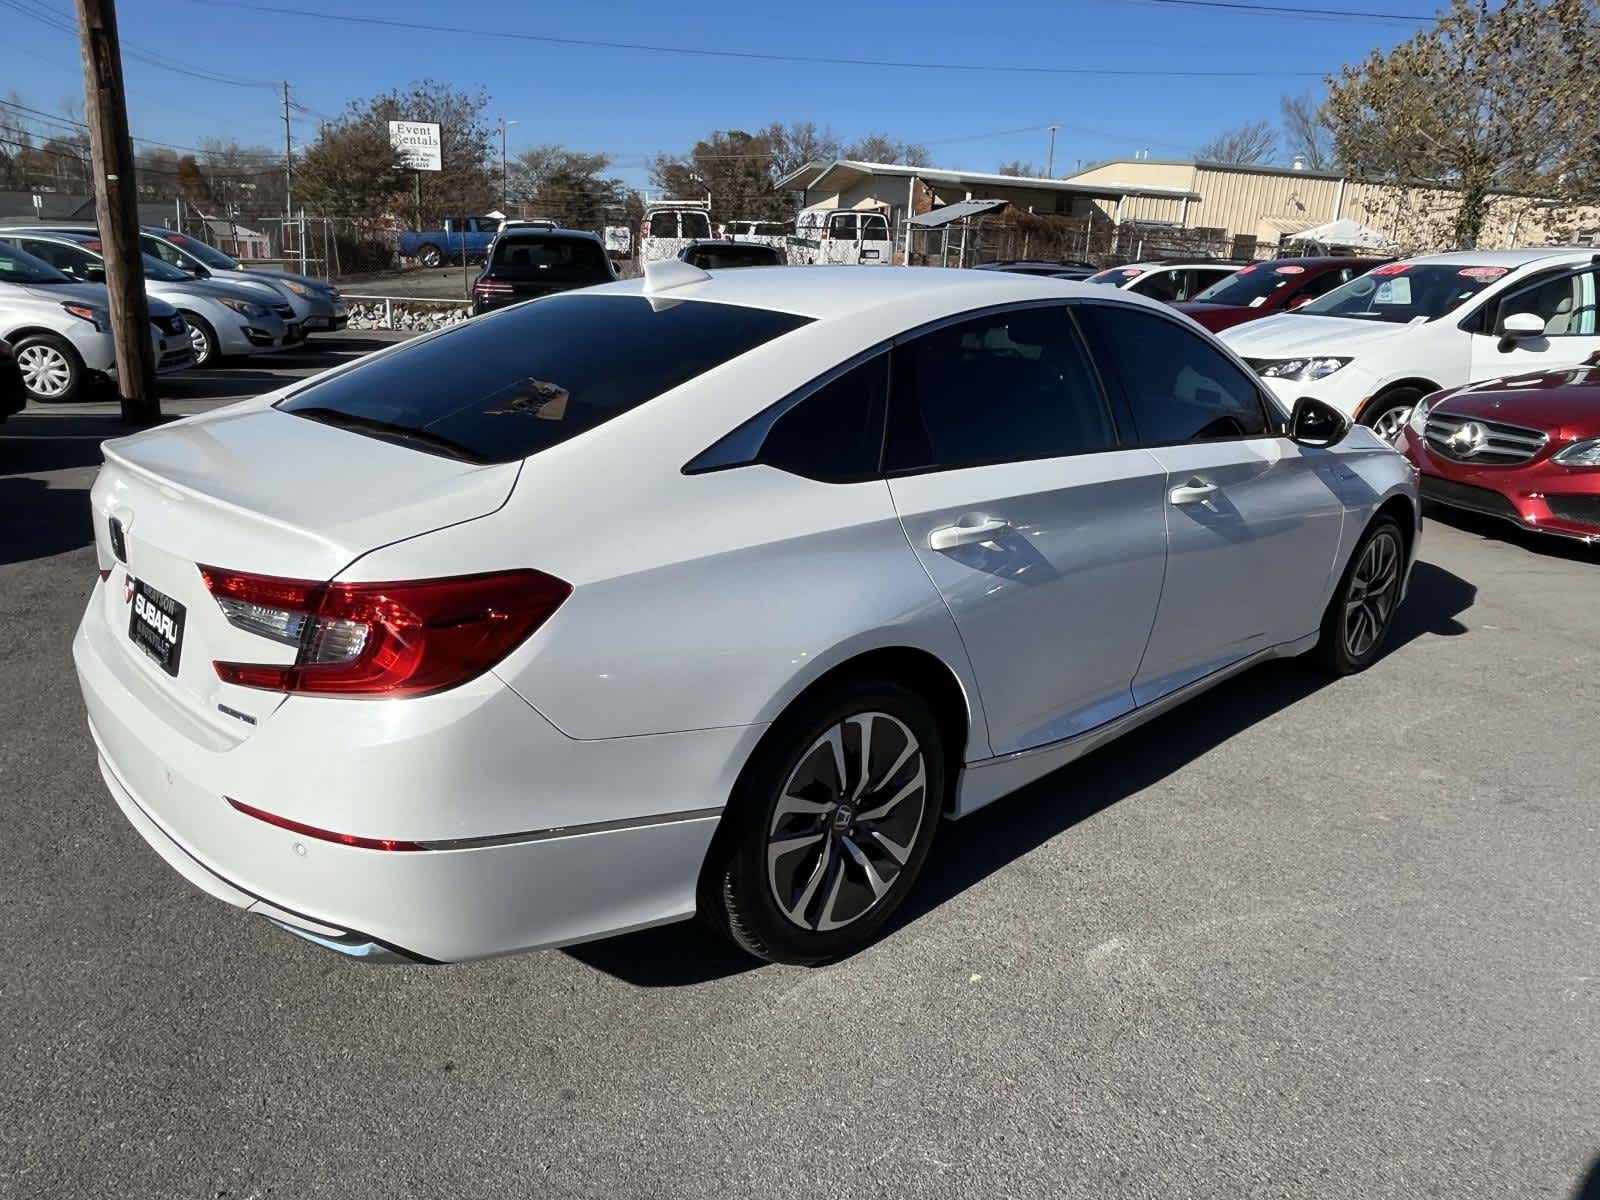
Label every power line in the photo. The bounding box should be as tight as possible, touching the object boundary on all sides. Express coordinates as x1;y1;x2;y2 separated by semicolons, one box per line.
1108;0;1431;22
186;0;1337;77
1;0;280;88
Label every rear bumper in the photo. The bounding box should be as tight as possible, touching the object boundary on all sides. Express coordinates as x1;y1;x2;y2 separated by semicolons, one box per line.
74;594;762;961
1400;429;1600;543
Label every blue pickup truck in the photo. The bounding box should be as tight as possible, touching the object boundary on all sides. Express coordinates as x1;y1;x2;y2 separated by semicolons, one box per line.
398;216;501;267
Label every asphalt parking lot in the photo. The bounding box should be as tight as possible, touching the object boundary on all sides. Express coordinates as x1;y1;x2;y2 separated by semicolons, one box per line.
3;341;1598;1199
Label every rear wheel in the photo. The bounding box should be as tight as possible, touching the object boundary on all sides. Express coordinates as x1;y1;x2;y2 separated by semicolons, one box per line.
13;333;83;402
183;312;218;367
1362;387;1422;444
704;680;945;965
1313;515;1405;674
417;243;442;268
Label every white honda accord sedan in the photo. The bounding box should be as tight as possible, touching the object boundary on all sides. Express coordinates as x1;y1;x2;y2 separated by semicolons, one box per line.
74;263;1420;965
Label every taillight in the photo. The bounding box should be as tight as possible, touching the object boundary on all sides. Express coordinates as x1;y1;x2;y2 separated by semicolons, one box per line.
198;566;571;698
473;278;513;296
226;797;424;851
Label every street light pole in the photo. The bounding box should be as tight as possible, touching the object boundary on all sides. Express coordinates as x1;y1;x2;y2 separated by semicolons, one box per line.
498;117;518;211
1046;125;1058;178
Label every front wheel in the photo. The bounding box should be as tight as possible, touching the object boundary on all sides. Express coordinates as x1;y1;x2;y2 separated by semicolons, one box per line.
1313;515;1406;675
1362;388;1422;444
13;333;84;402
183;312;218;367
704;680;945;965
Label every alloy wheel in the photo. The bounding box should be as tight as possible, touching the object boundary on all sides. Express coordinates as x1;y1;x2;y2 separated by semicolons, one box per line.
766;711;928;933
17;344;71;398
1345;529;1401;659
188;321;213;365
1370;404;1411;443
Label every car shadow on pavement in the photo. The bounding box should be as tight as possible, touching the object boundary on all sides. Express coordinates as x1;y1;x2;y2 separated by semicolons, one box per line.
1;412;171;564
1575;1155;1600;1200
570;559;1478;987
1424;504;1600;564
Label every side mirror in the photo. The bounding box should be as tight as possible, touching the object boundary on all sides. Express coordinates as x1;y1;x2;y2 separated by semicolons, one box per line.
84;266;106;283
1289;395;1351;448
1499;310;1545;339
187;263;209;279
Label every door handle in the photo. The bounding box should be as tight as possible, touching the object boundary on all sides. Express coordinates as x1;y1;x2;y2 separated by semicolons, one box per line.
928;516;1011;551
1168;479;1219;505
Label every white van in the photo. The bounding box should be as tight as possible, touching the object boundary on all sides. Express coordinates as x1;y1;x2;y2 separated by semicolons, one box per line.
790;206;894;266
639;201;714;263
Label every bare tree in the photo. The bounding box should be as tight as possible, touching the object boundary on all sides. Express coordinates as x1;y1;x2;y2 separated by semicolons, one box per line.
997;160;1045;178
1195;120;1276;165
844;132;930;167
1327;0;1600;248
1280;93;1334;171
763;121;840;179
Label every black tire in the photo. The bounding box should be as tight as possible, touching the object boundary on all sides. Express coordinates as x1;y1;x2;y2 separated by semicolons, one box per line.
181;312;218;367
1312;514;1406;675
703;678;946;965
12;332;84;403
1361;387;1422;445
417;243;442;268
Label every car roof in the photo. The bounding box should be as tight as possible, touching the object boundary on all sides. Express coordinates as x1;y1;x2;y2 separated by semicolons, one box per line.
3;228;95;243
600;264;1179;323
1400;246;1598;268
496;228;601;243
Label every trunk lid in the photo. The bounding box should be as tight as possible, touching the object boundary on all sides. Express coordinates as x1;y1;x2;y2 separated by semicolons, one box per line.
90;404;520;733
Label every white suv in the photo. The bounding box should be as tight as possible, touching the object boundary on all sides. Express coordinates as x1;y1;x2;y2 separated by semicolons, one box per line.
1221;247;1600;440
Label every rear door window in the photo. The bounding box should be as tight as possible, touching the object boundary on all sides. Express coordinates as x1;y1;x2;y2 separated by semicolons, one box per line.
648;212;679;239
278;295;811;463
861;214;889;240
828;213;859;240
679;211;712;239
885;306;1118;473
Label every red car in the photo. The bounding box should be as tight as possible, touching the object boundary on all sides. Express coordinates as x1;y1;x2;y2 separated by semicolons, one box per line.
1174;257;1389;333
1398;364;1600;544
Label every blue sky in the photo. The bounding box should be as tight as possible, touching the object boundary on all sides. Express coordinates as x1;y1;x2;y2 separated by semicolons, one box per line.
6;0;1440;190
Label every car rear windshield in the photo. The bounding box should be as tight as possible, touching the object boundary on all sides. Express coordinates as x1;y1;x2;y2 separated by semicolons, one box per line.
1297;263;1499;323
1192;262;1308;305
489;236;612;283
688;244;781;269
277;294;812;463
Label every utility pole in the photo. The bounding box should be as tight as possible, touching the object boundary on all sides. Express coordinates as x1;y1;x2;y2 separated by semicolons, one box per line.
281;81;293;224
75;0;157;424
1046;125;1058;178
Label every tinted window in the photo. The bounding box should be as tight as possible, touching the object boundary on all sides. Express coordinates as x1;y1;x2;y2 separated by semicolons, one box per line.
1133;269;1184;303
1077;304;1270;444
1193;263;1295;306
1295;266;1354;301
279;295;812;464
680;212;712;239
489;236;612;283
686;244;781;269
828;214;858;239
17;239;95;277
647;213;678;238
1495;268;1598;337
885;306;1117;472
758;355;888;482
860;214;889;239
0;240;71;284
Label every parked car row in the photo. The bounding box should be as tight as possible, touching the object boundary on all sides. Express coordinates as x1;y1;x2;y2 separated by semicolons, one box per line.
0;224;348;405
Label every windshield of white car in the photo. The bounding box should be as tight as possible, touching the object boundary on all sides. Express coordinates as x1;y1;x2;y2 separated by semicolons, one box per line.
1087;266;1144;286
1296;263;1501;322
1192;263;1303;305
161;233;240;270
0;241;73;284
277;294;813;463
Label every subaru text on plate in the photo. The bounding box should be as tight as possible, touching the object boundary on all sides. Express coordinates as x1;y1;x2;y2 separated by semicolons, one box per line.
75;264;1420;965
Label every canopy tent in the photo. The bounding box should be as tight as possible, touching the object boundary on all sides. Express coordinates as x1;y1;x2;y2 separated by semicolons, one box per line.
1281;217;1397;253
